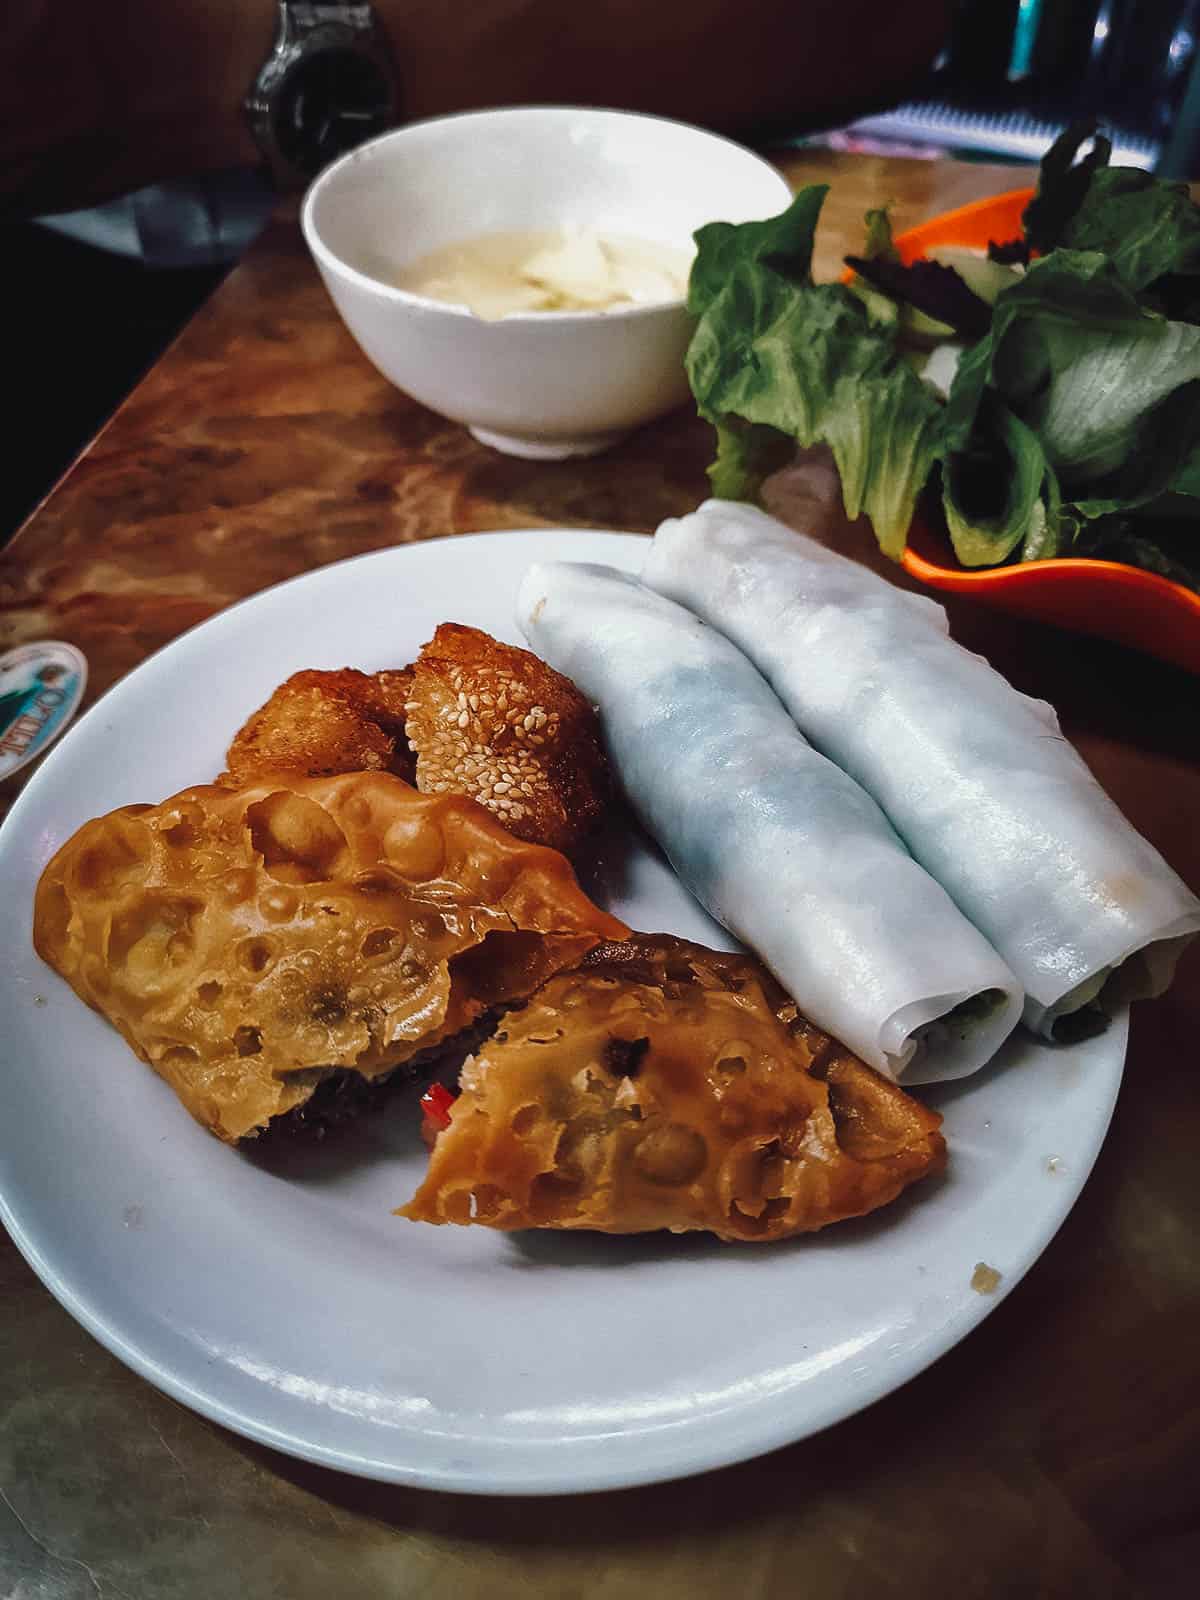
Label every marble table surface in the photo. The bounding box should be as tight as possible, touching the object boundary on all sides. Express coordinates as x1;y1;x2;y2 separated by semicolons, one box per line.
2;149;1198;1599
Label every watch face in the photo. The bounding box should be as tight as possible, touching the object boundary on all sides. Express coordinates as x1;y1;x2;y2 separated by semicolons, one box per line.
272;47;395;177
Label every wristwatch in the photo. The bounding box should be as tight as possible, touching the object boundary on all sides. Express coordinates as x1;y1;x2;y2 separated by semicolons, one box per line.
245;3;401;190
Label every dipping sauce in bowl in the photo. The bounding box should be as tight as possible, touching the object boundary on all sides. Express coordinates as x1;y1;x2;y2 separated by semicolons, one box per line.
394;228;693;319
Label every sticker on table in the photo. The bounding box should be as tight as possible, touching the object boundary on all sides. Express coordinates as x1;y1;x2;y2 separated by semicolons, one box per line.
0;642;88;780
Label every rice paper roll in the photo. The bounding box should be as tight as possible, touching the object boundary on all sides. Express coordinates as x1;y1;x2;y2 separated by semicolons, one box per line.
643;499;1200;1040
518;560;1022;1082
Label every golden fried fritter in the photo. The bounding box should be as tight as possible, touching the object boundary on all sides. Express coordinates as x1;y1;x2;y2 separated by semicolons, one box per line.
403;623;611;857
222;668;415;788
221;627;613;855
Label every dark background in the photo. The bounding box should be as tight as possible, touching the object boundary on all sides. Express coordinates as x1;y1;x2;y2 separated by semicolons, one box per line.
2;224;229;539
7;0;1200;546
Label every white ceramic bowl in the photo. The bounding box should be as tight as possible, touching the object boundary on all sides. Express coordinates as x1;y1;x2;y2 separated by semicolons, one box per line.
301;106;792;459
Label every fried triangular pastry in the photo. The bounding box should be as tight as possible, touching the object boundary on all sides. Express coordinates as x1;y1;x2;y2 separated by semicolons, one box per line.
34;772;626;1142
400;934;946;1241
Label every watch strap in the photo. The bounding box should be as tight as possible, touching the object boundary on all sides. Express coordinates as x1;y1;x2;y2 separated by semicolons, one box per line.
245;2;399;190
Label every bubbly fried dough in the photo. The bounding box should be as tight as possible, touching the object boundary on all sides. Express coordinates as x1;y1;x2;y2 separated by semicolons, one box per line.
400;934;946;1241
33;772;627;1142
222;668;416;788
404;623;611;856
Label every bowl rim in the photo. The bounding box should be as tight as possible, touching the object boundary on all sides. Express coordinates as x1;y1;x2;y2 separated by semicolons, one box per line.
300;103;793;327
878;186;1200;617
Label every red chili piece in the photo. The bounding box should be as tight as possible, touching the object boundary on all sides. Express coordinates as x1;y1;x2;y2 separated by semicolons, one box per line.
419;1082;456;1130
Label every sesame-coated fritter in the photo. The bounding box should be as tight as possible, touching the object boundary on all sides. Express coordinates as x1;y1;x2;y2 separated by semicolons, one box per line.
403;624;611;857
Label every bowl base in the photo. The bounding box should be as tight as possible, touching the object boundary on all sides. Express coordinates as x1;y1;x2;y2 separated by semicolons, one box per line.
469;425;630;461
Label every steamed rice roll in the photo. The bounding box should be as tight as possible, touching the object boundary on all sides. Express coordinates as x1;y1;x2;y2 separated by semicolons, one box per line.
519;559;1022;1082
643;499;1200;1040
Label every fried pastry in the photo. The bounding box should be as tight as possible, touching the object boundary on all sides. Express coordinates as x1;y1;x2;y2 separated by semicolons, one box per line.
403;623;610;856
399;934;946;1241
33;772;627;1142
222;668;416;788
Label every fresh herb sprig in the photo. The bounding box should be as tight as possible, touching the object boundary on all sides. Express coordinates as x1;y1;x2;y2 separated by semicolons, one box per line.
685;125;1200;590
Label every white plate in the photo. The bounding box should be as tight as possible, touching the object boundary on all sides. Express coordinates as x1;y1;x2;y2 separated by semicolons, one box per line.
0;530;1125;1496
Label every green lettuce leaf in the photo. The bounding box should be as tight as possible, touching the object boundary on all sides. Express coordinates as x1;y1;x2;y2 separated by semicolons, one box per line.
939;247;1200;567
1067;381;1200;516
1020;460;1065;562
944;250;1200;495
685;170;1200;580
686;188;945;556
688;185;828;319
941;394;1049;567
706;418;795;502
